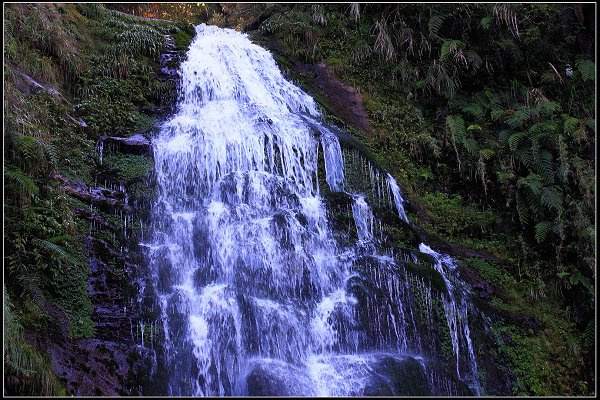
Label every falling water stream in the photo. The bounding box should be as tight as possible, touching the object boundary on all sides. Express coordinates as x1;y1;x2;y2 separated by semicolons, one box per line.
142;24;481;396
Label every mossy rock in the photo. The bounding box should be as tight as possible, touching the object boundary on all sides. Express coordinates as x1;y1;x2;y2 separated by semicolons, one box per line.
404;260;448;295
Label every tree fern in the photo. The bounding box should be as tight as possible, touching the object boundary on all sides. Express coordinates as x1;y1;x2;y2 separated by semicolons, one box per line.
534;220;552;243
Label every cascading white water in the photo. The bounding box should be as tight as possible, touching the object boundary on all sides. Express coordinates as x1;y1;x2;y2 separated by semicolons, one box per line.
143;24;481;396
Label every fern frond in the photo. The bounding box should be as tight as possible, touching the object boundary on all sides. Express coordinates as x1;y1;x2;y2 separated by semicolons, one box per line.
575;59;595;81
446;115;466;140
537;100;561;116
530;120;558;138
31;238;76;264
4;168;40;196
556;165;570;185
478;16;493;30
515;145;533;167
463;104;485;119
498;129;512;144
463;137;480;156
506;107;537;128
47;235;74;245
466;50;483;73
479;148;495;160
440;39;464;61
4;288;60;395
517;173;543;195
515;190;530;225
490;109;506;121
534;149;555;184
507;131;528;152
585;118;595;132
428;15;444;38
534;220;552;243
582;320;595;349
539;186;563;213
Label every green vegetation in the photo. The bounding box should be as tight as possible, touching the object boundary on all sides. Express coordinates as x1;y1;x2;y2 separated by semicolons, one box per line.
4;288;65;396
104;154;154;181
3;3;180;395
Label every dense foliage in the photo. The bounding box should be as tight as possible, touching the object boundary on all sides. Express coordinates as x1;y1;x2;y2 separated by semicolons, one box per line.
3;3;189;394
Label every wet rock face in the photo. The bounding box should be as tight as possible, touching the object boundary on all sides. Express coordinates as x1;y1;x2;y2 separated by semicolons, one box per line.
244;355;468;397
245;361;314;396
308;62;372;135
87;254;140;344
363;355;431;396
51;172;131;211
159;35;180;78
47;338;153;396
99;134;153;156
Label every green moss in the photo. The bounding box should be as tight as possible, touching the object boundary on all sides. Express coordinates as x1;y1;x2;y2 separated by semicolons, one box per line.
465;258;504;287
172;23;196;52
15;298;50;332
104;154;154;181
415;192;503;255
405;261;447;295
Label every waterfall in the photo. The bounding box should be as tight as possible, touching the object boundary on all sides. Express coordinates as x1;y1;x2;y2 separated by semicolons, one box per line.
143;24;481;396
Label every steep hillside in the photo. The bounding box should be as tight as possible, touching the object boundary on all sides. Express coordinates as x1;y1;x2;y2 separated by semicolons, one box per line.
3;3;193;395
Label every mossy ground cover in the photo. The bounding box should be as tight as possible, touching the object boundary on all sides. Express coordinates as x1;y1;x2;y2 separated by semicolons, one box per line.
4;3;184;395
